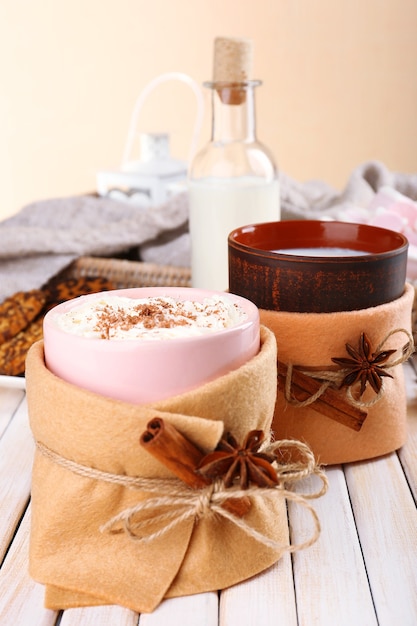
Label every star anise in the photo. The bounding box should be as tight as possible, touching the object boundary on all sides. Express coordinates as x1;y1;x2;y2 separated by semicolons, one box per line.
196;430;278;490
331;332;396;397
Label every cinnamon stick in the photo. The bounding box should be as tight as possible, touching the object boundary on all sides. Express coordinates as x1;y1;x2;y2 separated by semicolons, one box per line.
140;418;251;517
141;418;210;489
278;362;367;431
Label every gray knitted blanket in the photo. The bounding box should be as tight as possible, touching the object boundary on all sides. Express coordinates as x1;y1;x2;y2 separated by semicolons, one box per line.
1;160;416;302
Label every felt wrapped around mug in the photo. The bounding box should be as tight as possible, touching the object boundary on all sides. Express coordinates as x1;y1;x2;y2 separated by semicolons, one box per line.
260;283;414;465
26;325;294;614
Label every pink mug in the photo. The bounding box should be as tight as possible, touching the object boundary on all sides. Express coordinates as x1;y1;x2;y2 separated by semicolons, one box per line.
43;287;260;404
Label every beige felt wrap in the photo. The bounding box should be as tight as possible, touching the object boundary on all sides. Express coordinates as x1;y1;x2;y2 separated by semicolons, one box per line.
26;325;290;614
260;283;414;465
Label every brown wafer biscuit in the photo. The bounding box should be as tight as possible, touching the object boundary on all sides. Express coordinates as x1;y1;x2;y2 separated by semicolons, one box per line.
43;276;115;310
0;316;44;376
0;289;46;344
0;276;116;376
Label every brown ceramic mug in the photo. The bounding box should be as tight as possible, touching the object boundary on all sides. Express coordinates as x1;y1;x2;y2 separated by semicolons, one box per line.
228;220;408;313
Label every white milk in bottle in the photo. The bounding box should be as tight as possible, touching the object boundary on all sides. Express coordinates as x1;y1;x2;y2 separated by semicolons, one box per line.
188;37;280;291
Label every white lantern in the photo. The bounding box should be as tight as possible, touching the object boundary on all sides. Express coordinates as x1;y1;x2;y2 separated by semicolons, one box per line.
96;73;204;208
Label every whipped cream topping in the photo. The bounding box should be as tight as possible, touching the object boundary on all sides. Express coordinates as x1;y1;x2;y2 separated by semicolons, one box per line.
54;295;247;340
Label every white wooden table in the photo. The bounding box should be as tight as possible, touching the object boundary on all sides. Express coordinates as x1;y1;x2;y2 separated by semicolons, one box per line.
0;366;416;626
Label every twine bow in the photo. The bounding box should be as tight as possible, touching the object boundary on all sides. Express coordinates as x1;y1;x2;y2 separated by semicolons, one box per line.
35;438;328;555
284;327;414;411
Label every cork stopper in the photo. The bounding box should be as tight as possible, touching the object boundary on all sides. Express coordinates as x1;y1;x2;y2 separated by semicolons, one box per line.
213;37;253;83
212;37;253;105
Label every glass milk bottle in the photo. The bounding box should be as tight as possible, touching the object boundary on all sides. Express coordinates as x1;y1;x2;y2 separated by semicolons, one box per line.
188;37;280;291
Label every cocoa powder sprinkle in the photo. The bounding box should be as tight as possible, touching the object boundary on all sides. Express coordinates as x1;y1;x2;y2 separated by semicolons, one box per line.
56;295;246;340
95;300;203;339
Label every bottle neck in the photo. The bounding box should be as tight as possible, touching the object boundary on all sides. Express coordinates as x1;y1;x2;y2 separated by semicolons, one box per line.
206;81;260;143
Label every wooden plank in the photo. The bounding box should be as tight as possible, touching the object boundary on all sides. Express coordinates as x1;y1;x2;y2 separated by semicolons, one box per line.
0;397;34;561
0;508;58;626
399;363;417;500
289;466;377;626
61;605;138;626
219;558;297;626
1;506;137;626
398;402;417;501
0;375;26;391
0;387;25;438
219;528;297;625
139;593;219;626
345;453;417;625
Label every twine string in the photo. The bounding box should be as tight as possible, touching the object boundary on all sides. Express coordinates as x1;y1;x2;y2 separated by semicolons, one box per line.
35;439;328;554
375;328;415;367
264;438;327;495
284;363;334;408
101;482;324;553
283;327;414;410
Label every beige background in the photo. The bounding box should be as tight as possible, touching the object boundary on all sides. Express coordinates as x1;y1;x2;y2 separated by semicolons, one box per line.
1;0;416;220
